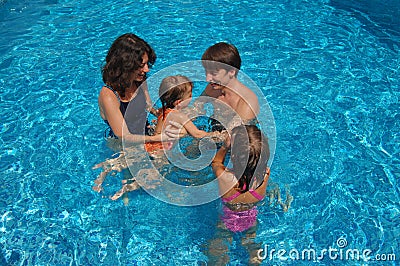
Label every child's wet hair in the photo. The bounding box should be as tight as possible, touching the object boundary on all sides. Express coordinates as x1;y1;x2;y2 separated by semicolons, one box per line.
230;125;270;192
158;75;193;111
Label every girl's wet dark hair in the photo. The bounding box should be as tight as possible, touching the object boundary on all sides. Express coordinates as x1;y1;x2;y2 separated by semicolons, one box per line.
102;33;156;97
231;125;270;192
158;75;193;118
201;42;241;76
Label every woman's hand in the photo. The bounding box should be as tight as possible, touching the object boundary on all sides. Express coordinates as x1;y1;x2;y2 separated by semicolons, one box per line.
222;131;231;149
163;122;185;140
147;105;161;117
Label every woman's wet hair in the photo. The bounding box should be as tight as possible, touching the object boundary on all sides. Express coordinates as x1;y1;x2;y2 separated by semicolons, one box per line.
231;125;270;192
102;33;156;97
201;42;241;76
158;75;193;117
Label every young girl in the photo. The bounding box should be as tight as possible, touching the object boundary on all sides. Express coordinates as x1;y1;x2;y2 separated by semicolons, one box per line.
212;124;270;232
144;75;224;156
208;125;294;264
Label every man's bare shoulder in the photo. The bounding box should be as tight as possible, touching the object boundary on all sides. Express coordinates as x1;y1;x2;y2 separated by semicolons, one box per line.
235;83;260;118
239;84;259;105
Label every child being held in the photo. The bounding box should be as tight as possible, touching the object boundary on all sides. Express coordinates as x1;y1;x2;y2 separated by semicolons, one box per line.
144;75;225;156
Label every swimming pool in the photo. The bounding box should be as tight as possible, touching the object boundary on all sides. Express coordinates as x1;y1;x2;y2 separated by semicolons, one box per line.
0;0;398;265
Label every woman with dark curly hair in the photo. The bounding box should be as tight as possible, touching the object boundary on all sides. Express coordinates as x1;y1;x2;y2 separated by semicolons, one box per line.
94;34;183;198
98;33;166;143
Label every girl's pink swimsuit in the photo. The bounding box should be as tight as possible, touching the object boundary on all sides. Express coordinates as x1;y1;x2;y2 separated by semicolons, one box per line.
221;189;264;233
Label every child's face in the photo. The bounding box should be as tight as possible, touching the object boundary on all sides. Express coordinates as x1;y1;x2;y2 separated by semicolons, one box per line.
205;68;235;89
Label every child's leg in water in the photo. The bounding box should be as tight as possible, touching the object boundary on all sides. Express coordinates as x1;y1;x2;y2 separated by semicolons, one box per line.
93;143;169;201
266;183;293;212
92;152;128;192
92;169;110;192
110;181;140;200
205;222;232;265
110;167;168;200
241;224;263;265
206;221;261;265
110;152;169;201
92;145;145;198
110;168;139;201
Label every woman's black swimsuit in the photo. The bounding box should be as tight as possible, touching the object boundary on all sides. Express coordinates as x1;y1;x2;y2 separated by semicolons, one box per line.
103;85;150;138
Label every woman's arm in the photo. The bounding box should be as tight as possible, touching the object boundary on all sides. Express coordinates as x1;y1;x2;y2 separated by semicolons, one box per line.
99;87;126;138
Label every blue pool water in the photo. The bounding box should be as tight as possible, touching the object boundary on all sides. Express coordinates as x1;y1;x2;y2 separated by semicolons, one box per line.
1;0;399;265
